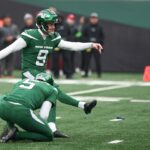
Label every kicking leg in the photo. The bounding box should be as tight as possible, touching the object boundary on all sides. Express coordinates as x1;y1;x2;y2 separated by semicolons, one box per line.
57;88;97;114
57;88;79;107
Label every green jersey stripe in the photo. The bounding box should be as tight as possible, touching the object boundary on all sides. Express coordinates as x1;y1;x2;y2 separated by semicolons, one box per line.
51;35;61;41
22;32;39;41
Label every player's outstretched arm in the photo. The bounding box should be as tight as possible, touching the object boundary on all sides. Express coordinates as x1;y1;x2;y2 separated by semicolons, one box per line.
0;38;27;60
57;40;103;53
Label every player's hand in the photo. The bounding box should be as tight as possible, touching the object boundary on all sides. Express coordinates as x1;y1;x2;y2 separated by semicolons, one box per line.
92;43;103;53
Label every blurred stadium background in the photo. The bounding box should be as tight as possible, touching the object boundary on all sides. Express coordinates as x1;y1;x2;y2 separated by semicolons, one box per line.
0;0;150;73
0;0;150;149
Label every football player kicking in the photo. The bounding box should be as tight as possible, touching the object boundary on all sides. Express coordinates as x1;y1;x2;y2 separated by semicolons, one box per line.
0;73;97;143
0;9;102;137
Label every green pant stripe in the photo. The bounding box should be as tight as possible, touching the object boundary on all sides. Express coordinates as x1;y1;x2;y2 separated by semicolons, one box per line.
7;101;22;106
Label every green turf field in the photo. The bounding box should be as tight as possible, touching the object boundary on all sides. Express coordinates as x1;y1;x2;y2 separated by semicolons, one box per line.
0;72;150;150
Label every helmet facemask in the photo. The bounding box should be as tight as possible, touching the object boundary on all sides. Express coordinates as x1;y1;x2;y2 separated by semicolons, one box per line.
36;21;55;36
42;22;56;36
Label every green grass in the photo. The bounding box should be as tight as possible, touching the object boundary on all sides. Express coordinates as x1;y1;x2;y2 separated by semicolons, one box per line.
13;70;143;81
82;86;150;100
0;72;150;150
60;84;109;93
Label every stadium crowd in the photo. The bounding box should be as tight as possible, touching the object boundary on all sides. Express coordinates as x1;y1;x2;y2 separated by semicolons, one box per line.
0;8;104;79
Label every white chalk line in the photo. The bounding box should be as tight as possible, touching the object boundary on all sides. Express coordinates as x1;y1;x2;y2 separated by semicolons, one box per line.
110;119;123;122
108;140;123;144
73;96;129;102
130;100;150;103
73;96;150;103
2;94;148;103
1;78;150;103
56;116;61;120
68;84;132;96
0;78;150;86
0;78;134;96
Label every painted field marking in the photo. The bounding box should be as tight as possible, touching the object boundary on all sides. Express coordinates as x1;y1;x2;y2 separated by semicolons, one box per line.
130;100;150;103
0;78;133;95
70;96;150;104
56;80;150;87
108;140;123;144
110;119;124;122
0;78;150;87
73;96;130;102
0;78;20;84
1;78;150;103
68;84;132;96
56;116;61;120
73;96;150;103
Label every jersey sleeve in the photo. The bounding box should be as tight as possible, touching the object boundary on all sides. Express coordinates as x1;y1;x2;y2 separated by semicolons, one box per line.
46;86;58;106
53;32;62;47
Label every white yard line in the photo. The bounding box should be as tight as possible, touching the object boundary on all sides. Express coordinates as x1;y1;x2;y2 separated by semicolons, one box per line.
0;78;150;86
1;78;150;103
74;96;150;103
70;96;150;103
56;116;61;120
56;80;150;87
0;78;20;84
73;96;130;102
68;84;132;96
108;140;123;144
1;91;150;103
110;119;123;122
130;100;150;103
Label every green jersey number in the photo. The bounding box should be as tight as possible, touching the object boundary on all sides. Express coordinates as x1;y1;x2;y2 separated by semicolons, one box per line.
36;50;49;66
19;79;35;90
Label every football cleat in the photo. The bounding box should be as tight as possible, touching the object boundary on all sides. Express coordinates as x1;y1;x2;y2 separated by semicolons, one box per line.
84;100;97;114
54;130;69;138
0;127;18;143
